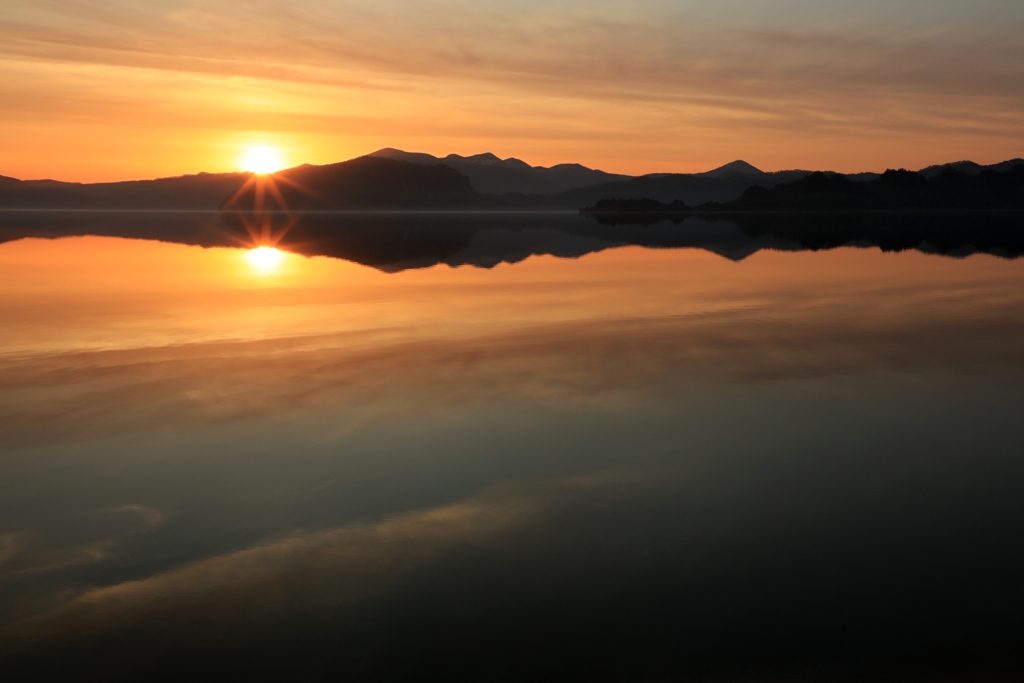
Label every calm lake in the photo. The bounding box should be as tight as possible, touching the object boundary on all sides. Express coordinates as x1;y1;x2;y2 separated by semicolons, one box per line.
1;212;1023;681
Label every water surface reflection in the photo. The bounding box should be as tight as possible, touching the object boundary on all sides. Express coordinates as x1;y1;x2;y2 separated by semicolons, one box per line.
1;230;1023;681
3;208;1023;270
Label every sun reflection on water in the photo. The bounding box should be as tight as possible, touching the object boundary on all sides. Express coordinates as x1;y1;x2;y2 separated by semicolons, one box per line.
245;246;285;273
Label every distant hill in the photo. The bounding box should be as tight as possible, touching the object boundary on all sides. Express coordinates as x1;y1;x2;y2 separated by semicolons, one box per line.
368;148;631;194
0;172;249;209
703;165;1024;211
697;160;769;178
0;162;813;210
365;151;818;207
511;167;813;209
221;156;479;210
917;158;1024;179
3;155;1023;211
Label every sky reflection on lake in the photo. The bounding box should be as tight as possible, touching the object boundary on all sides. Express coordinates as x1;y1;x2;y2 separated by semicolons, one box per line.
1;234;1023;681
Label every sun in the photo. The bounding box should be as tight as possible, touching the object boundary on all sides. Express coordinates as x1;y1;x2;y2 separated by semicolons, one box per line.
239;144;285;175
245;246;285;273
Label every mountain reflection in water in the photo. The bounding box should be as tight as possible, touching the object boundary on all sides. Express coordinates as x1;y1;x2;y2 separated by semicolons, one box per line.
1;209;1022;270
0;220;1023;681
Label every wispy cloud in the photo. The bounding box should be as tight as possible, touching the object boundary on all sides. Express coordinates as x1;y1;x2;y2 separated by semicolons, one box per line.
5;2;1023;104
1;1;1022;178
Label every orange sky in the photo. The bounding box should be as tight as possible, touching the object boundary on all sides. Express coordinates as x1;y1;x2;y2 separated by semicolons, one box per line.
2;1;1023;182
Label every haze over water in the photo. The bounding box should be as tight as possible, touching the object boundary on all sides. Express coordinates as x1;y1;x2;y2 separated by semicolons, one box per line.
2;224;1023;680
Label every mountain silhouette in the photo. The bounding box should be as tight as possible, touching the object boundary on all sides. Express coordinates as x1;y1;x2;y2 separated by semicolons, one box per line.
582;164;1024;214
919;158;1024;179
698;160;768;178
0;172;249;209
2;155;1023;211
701;165;1024;211
221;156;478;210
532;169;813;209
0;161;798;210
368;148;630;194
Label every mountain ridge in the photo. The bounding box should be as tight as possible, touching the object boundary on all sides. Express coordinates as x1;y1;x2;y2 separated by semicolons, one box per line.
0;171;250;210
221;156;478;211
699;160;767;178
704;166;1024;211
367;148;631;194
582;164;1024;214
1;154;1022;210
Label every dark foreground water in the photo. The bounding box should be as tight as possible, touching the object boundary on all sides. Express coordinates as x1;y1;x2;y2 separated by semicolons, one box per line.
1;212;1023;681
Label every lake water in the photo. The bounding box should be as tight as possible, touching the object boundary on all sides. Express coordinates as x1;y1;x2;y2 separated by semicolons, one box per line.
1;213;1023;681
